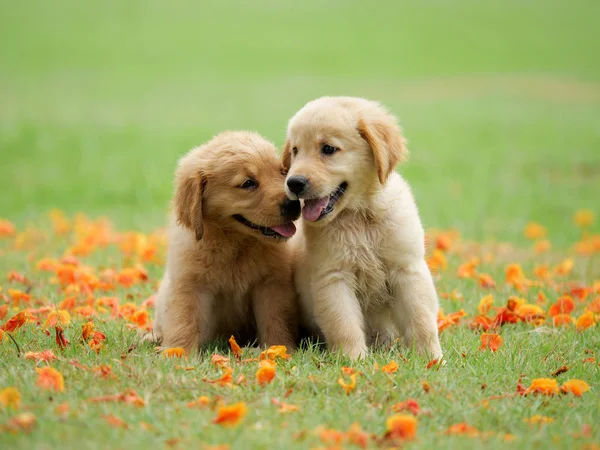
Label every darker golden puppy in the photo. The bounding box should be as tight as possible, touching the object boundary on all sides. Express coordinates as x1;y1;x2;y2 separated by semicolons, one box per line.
150;131;300;354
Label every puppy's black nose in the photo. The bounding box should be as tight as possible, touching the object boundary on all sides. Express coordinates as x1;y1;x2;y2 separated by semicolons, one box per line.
287;175;309;196
281;197;301;220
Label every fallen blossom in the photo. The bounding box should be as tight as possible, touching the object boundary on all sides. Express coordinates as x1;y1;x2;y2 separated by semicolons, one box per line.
0;387;21;409
228;335;242;358
524;415;554;425
36;367;65;392
561;379;590;397
385;414;417;440
271;398;299;413
548;296;575;316
161;347;186;359
24;350;56;363
204;367;234;387
88;389;145;407
525;378;558;396
256;360;277;386
479;333;503;352
1;311;31;332
6;412;36;433
260;345;290;360
338;373;357;395
187;396;211;408
213;402;247;427
576;312;596;331
391;399;420;416
446;423;479;436
103;414;129;429
211;354;230;367
381;361;399;374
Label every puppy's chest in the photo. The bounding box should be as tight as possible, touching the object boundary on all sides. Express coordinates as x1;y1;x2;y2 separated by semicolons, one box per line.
317;224;391;305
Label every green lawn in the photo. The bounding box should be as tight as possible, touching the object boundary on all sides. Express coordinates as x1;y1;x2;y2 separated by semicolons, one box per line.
1;0;599;448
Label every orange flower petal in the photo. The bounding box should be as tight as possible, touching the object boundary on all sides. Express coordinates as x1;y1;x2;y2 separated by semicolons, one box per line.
478;295;494;315
446;422;479;436
391;399;420;416
161;347;186;359
36;367;65;392
0;387;21;409
525;378;558;396
256;360;277;386
381;361;399;374
548;296;575;317
561;379;590;397
213;402;247;427
479;333;503;352
552;314;575;327
24;350;56;363
385;414;417;440
576;312;596;331
260;345;290;361
228;335;242;358
1;311;31;332
338;373;357;395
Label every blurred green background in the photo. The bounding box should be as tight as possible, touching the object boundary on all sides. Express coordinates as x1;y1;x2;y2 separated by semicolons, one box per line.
1;0;599;245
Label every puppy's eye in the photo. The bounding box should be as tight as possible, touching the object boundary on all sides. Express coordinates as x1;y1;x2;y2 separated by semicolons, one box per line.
322;144;339;155
292;147;298;156
239;179;258;189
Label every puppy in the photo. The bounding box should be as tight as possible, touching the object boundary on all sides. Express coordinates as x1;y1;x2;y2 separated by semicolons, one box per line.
283;97;442;360
150;131;300;354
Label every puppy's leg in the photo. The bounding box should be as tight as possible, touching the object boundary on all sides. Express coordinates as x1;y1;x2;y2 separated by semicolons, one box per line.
252;280;298;351
144;275;170;344
389;260;442;359
161;285;214;355
313;278;366;360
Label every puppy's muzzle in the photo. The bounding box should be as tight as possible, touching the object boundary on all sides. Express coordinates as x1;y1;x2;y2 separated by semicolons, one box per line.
280;197;301;220
287;175;310;197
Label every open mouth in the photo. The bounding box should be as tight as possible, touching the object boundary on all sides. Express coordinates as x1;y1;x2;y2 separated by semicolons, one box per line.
302;182;347;222
233;215;296;239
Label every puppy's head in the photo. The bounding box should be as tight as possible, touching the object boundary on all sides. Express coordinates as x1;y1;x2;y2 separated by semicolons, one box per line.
174;131;300;242
282;97;408;226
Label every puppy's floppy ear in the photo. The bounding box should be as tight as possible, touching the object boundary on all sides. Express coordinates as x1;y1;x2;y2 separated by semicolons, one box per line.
281;139;292;174
174;172;205;241
357;108;409;184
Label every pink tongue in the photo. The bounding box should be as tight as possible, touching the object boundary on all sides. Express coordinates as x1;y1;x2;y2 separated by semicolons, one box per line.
302;197;330;222
270;222;296;238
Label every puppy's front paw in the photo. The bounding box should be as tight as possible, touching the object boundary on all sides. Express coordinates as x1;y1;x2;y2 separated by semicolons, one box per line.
336;342;367;360
143;329;163;345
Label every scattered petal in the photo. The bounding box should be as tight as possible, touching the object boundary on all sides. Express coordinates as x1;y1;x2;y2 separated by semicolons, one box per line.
338;373;357;395
385;414;417;440
381;361;398;374
561;379;590;397
256;360;277;386
479;333;503;352
213;402;247;427
525;378;558;396
0;387;21;409
36;367;65;392
161;347;186;359
228;335;242;358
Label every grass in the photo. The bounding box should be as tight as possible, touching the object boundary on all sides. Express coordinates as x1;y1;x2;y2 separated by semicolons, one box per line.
1;0;599;448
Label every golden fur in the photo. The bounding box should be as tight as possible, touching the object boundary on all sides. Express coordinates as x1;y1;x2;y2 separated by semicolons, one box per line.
283;97;443;360
150;131;299;354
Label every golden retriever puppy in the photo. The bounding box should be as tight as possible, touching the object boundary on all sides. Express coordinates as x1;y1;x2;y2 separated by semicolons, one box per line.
283;97;442;360
150;131;300;354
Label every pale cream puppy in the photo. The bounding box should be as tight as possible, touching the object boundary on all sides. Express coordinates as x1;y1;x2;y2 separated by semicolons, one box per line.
150;131;300;354
282;97;442;360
